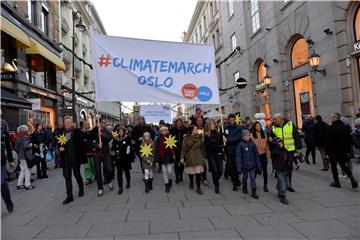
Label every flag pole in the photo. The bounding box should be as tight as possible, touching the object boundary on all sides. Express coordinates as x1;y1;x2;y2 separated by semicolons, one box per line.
96;102;102;145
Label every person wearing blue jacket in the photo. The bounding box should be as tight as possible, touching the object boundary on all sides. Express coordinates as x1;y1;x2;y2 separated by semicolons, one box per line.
236;130;261;199
224;113;243;191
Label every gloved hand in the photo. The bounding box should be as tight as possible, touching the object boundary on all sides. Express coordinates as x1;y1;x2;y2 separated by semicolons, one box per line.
180;158;185;164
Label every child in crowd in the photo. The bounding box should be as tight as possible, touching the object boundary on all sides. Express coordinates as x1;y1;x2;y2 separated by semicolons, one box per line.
140;132;155;193
272;138;292;205
236;130;261;199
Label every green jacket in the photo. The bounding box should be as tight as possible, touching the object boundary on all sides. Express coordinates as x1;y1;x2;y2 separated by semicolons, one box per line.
181;134;206;167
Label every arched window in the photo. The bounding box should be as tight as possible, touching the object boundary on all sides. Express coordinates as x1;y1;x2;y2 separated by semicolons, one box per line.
257;60;266;83
355;7;360;41
291;38;309;69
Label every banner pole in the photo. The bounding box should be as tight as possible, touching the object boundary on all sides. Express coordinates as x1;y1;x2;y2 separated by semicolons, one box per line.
96;102;102;145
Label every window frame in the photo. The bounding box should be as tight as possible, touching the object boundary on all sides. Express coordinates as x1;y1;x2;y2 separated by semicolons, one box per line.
228;0;234;19
354;6;360;41
41;3;49;36
231;33;237;51
257;60;267;83
290;37;309;69
250;0;260;33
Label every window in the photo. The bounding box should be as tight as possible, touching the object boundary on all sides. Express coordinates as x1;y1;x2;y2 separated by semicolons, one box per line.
257;60;267;83
30;0;36;24
231;33;237;51
291;37;309;68
41;4;49;36
234;71;240;84
355;7;360;41
294;76;314;129
228;0;234;18
250;0;260;33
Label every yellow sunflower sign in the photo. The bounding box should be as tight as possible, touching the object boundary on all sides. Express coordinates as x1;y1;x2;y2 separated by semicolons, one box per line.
140;144;153;157
164;135;177;149
57;133;68;146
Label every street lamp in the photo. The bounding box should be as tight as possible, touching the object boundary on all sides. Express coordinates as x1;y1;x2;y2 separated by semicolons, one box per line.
72;11;86;127
309;50;326;76
263;74;276;91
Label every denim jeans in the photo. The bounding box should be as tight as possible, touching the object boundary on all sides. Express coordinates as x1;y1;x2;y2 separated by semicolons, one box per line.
277;171;289;197
95;154;114;190
242;168;256;190
1;164;11;203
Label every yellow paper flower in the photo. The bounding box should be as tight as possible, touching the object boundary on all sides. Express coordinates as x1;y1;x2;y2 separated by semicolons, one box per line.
164;135;177;149
57;133;68;146
197;129;204;135
235;113;241;125
140;143;153;157
112;131;119;138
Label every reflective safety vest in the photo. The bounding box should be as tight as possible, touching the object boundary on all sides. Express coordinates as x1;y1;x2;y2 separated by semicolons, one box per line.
272;121;296;151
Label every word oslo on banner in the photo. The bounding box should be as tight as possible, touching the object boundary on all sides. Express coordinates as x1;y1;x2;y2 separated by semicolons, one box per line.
140;105;171;124
90;35;220;104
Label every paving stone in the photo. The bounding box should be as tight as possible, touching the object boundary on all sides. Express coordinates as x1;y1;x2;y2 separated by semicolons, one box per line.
237;224;307;239
182;200;212;207
252;212;303;225
210;197;249;206
290;199;326;210
2;225;46;239
224;203;272;216
107;203;146;211
28;213;83;226
115;233;179;240
260;199;300;212
293;207;352;221
291;219;358;239
67;205;107;213
338;205;360;217
150;218;213;234
2;212;40;226
146;201;183;209
127;208;179;222
337;216;360;229
179;206;229;219
128;193;169;203
312;195;360;207
78;210;128;224
210;215;260;229
35;224;92;239
88;222;149;237
179;229;241;239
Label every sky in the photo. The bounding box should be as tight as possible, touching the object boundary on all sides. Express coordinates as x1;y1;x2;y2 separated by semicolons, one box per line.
91;0;198;113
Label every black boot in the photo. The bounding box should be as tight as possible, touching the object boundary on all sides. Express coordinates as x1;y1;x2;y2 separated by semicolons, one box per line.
126;182;130;189
330;181;341;188
243;185;248;194
350;177;358;189
263;184;268;192
63;195;74;205
214;185;220;194
251;189;259;199
145;180;149;193
78;188;84;197
169;179;173;189
165;183;170;193
149;178;153;190
118;186;123;195
5;200;14;213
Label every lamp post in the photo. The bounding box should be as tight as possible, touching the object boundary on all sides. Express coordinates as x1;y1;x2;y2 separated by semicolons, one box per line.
309;50;326;76
71;11;86;127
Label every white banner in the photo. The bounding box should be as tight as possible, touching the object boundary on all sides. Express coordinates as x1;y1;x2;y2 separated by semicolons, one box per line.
140;105;171;124
91;35;219;104
28;98;41;111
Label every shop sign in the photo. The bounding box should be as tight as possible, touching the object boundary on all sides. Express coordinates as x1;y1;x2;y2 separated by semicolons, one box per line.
354;40;360;52
30;88;56;99
28;98;41;111
76;96;88;105
1;72;15;81
255;82;266;91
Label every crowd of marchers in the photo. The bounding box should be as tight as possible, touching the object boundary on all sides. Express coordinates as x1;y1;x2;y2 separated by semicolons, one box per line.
1;107;360;213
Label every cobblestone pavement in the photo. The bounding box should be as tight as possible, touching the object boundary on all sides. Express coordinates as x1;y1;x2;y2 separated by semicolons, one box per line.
2;153;359;240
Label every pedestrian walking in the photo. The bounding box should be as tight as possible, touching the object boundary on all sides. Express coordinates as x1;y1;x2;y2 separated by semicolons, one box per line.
204;119;224;194
236;130;261;199
53;122;63;168
223;113;243;191
302;116;316;164
58;116;86;204
270;113;302;192
181;126;206;195
353;118;360;163
272;138;292;205
83;122;96;185
170;118;186;184
112;126;133;194
195;117;208;186
1;118;15;213
340;117;354;177
15;125;35;190
314;115;329;171
251;121;270;192
91;117;114;196
326;113;358;189
155;126;175;193
30;123;48;179
140;132;155;193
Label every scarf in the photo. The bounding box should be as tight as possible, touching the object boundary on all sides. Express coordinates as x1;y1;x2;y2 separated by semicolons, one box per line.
159;134;173;160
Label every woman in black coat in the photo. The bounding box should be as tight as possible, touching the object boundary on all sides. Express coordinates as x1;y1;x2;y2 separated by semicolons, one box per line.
112;127;134;194
302;116;316;164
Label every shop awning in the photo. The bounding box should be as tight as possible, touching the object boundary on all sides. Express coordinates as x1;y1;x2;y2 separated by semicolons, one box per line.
0;16;31;48
25;38;66;71
1;88;32;110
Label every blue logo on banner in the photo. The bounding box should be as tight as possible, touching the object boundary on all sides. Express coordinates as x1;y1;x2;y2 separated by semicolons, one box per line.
197;86;212;102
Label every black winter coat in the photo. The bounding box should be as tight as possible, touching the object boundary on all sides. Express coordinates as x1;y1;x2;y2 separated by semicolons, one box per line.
204;130;224;157
313;121;328;148
271;145;292;172
224;124;242;155
57;128;87;166
112;135;134;170
302;119;315;146
170;127;187;161
131;125;154;153
326;120;351;159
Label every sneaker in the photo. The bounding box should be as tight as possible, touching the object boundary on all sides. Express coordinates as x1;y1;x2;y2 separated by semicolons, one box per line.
16;185;25;190
330;182;341;188
295;163;300;170
280;197;289;205
251;191;259;199
25;185;35;190
202;180;209;186
62;196;74;205
98;189;103;197
6;200;14;213
108;183;114;191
